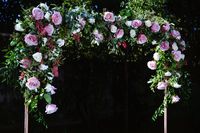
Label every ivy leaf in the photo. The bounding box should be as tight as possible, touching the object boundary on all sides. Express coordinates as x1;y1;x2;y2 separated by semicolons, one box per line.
44;94;52;104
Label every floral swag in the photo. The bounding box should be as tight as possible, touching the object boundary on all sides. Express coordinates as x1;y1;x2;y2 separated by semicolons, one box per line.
2;2;189;125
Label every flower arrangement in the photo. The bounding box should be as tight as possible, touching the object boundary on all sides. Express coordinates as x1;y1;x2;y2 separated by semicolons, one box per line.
1;2;189;126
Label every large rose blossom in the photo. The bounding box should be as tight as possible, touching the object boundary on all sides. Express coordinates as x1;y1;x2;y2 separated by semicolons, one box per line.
172;50;184;62
114;29;124;39
45;83;57;95
147;61;157;70
20;58;31;68
137;34;147;44
162;23;170;32
25;77;40;91
44;24;54;36
157;81;168;90
52;11;62;25
45;104;58;114
32;7;44;20
171;30;181;40
103;12;115;22
24;34;38;46
151;22;160;33
160;41;170;51
131;20;142;28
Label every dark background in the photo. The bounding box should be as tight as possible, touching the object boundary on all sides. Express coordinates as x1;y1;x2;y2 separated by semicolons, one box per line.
0;0;200;133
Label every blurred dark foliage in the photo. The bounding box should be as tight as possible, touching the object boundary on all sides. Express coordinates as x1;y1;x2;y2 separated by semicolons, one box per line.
0;0;200;133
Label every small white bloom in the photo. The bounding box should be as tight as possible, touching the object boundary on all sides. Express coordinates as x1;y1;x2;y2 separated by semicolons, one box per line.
72;28;81;34
110;25;117;33
45;83;57;95
181;54;185;60
152;40;157;45
39;64;48;71
165;71;172;77
56;39;65;47
15;22;25;32
145;20;152;27
125;21;132;27
47;72;54;80
88;18;95;24
130;29;136;38
39;3;49;10
173;82;182;88
43;37;48;45
44;12;51;21
153;52;160;61
32;52;42;63
172;95;180;103
172;42;178;51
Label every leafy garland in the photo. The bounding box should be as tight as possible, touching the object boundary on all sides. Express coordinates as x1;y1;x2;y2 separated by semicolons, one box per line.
1;2;189;126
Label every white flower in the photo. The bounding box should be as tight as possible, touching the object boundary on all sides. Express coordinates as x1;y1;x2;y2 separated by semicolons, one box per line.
110;25;117;33
125;21;132;27
165;71;172;77
44;12;51;21
181;54;185;60
152;40;157;45
153;52;160;61
172;95;180;103
172;42;178;51
56;39;65;47
39;3;49;10
130;29;136;38
72;28;81;34
88;18;95;24
45;104;58;114
32;52;42;62
47;72;54;80
172;82;182;88
145;20;152;27
39;64;48;71
43;37;48;45
15;22;25;32
45;83;57;95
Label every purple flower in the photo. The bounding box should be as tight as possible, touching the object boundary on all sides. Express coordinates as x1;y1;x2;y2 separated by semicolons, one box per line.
147;61;157;70
24;34;38;46
44;24;54;36
32;7;44;20
160;41;170;51
137;34;147;44
114;29;124;39
151;22;160;33
172;95;180;103
162;23;170;32
131;20;142;28
25;77;40;91
103;12;115;22
20;58;31;69
45;84;57;95
45;104;58;114
157;81;168;90
171;30;181;40
172;50;184;62
52;11;62;25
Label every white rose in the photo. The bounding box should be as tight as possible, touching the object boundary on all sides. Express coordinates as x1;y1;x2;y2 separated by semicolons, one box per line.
88;18;95;24
43;37;48;45
110;25;117;33
173;83;181;88
39;64;48;71
165;71;172;77
44;12;51;21
39;3;49;10
56;39;65;47
145;20;152;27
130;29;136;38
125;21;132;27
15;22;25;32
172;42;178;51
32;52;42;62
45;83;57;95
153;52;160;61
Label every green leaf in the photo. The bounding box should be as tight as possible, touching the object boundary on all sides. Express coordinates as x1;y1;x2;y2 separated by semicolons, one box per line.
44;94;52;104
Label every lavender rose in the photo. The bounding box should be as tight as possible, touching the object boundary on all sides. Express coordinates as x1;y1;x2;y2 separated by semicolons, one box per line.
44;24;54;36
103;12;115;22
114;29;124;39
171;30;181;40
147;60;157;70
151;22;160;33
172;95;180;103
157;81;168;90
24;34;38;46
160;41;169;51
45;83;57;95
162;23;170;32
52;11;62;25
32;7;44;20
45;104;58;114
172;50;184;62
137;34;147;44
26;77;40;91
131;20;142;28
20;58;31;69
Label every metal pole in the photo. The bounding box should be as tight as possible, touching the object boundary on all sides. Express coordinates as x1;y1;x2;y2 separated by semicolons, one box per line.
24;104;29;133
164;89;167;133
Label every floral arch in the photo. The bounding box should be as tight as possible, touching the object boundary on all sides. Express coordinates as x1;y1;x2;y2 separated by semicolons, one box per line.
1;2;189;127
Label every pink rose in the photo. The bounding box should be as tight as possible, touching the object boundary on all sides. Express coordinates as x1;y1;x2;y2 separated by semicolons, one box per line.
171;30;181;40
172;95;180;103
131;20;142;28
160;41;169;51
20;58;31;69
52;11;62;25
52;65;59;77
93;30;104;42
157;81;168;90
172;50;184;62
32;7;44;20
45;104;58;114
151;22;160;33
137;34;147;44
25;77;40;91
114;29;124;39
103;12;115;22
44;24;54;36
147;61;157;70
162;23;170;32
24;34;38;46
